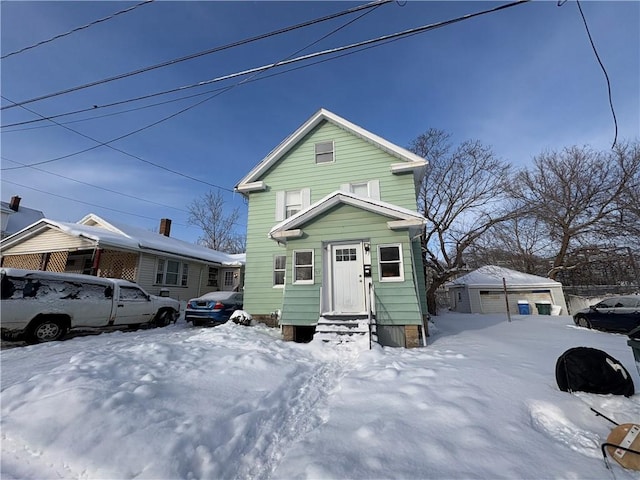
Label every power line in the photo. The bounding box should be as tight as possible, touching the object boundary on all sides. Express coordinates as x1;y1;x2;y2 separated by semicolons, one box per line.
0;1;388;176
0;94;236;192
1;0;155;60
1;0;392;111
2;0;530;176
0;178;191;226
2;0;530;136
0;155;189;213
574;0;618;149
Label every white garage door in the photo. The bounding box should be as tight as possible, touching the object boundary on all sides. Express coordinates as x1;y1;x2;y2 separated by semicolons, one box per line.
479;290;553;314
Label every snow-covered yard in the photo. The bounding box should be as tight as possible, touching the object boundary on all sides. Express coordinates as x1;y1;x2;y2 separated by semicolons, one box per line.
1;313;639;479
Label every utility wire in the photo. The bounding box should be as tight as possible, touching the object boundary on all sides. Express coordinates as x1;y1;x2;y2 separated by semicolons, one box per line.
2;0;530;175
0;95;235;192
4;38;395;133
0;155;189;213
1;0;155;60
0;178;191;226
575;0;618;148
1;0;383;228
2;0;530;133
1;0;391;111
1;0;389;174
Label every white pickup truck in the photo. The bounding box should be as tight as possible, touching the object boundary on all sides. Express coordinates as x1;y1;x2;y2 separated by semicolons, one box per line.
0;268;180;344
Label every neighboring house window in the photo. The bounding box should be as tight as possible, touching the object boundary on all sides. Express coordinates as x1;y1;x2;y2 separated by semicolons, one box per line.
315;141;334;164
224;271;235;288
155;258;189;286
293;250;314;284
341;180;380;200
207;267;219;287
275;188;311;221
273;255;286;287
378;244;404;282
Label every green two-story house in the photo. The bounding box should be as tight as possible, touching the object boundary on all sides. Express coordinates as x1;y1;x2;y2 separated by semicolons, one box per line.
235;109;429;347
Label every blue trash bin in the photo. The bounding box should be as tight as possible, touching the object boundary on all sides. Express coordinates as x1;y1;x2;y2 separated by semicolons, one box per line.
517;301;530;315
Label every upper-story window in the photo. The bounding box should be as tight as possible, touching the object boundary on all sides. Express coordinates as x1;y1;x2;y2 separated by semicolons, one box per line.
341;180;380;200
315;141;334;164
275;188;311;221
285;190;302;218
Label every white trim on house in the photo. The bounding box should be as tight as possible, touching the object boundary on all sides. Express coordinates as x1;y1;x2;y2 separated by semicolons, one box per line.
236;181;267;193
235;108;427;190
268;190;426;241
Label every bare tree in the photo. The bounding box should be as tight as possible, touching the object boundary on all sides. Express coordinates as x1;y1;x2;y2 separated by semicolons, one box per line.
465;213;551;275
508;142;640;279
187;190;245;254
409;129;513;314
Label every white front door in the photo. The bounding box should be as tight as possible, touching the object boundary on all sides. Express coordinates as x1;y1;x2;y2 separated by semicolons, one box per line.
331;243;365;314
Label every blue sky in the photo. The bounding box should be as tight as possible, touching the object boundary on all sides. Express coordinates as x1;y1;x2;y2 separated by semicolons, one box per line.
1;1;638;245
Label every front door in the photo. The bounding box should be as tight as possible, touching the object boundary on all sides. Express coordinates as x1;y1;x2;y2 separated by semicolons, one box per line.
331;243;365;314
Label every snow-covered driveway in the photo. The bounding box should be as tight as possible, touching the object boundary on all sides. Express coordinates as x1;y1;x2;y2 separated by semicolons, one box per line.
2;314;639;479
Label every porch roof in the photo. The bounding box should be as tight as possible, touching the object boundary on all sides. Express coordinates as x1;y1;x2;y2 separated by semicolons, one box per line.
1;215;245;266
268;190;426;241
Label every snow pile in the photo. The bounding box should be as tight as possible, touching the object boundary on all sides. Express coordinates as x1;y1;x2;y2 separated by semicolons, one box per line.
2;313;639;479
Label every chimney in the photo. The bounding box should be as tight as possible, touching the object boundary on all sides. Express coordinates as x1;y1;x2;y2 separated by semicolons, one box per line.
9;196;21;211
159;218;171;237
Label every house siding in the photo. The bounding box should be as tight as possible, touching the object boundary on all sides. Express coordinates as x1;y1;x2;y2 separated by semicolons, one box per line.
243;120;422;319
1;229;94;255
279;204;422;327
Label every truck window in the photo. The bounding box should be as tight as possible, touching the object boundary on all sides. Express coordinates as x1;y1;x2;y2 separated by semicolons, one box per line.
119;286;148;301
1;275;16;299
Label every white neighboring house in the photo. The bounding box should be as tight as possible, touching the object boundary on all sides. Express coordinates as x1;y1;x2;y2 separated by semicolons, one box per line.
0;213;245;302
447;265;568;315
1;196;44;239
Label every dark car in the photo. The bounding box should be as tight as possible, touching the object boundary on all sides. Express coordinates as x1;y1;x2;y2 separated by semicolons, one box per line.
185;291;243;327
573;295;640;334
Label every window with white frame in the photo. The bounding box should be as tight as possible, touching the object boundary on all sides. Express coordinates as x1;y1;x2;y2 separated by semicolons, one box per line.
155;258;189;286
341;179;380;200
315;141;334;164
275;188;310;221
378;244;404;281
273;255;286;287
207;267;219;287
293;250;314;284
285;190;302;218
224;271;235;288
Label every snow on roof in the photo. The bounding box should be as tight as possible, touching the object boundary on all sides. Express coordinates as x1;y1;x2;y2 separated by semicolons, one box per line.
1;201;45;236
449;265;561;288
4;215;244;266
269;190;425;238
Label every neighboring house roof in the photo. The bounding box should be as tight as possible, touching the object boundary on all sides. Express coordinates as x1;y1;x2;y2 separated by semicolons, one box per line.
1;214;245;266
0;201;44;237
236;108;427;190
448;265;562;288
269;190;426;241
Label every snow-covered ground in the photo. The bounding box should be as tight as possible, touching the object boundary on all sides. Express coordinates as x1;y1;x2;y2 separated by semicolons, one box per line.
2;313;639;479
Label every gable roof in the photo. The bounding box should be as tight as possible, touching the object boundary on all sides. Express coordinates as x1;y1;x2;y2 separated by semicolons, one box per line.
269;190;426;241
0;201;45;237
1;214;244;266
236;108;426;190
448;265;562;288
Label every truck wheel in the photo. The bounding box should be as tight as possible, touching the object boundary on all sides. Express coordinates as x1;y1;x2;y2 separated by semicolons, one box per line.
28;318;67;344
154;310;175;328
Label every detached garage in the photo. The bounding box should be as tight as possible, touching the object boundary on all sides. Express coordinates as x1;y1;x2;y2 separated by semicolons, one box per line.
447;265;567;315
